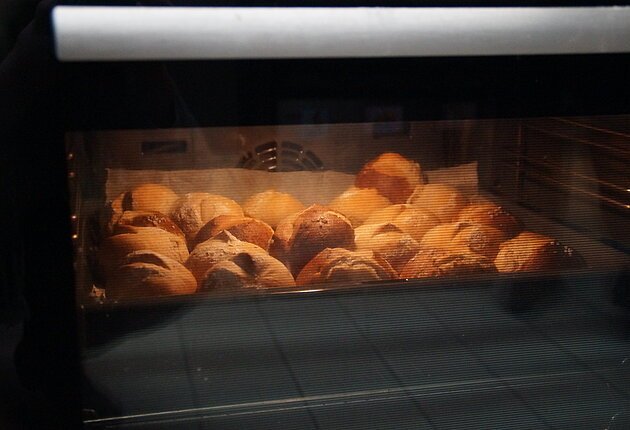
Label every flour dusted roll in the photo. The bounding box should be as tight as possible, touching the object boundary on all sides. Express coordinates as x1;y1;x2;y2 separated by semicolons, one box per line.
494;232;586;273
192;215;274;251
243;190;305;228
328;187;392;227
296;248;397;286
457;202;522;238
364;204;440;243
171;193;244;243
354;223;421;274
420;222;506;259
106;251;197;300
355;153;422;204
400;247;497;279
113;210;185;238
407;183;468;223
270;205;355;276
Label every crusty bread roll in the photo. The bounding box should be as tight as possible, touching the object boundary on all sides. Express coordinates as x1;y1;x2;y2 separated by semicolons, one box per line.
200;251;295;291
106;251;197;300
243;190;305;228
99;226;189;276
400;247;497;279
328;187;392;227
185;231;269;283
457;202;522;238
355;153;422;204
407;183;468;223
420;222;506;259
192;215;274;251
364;204;440;242
494;232;586;273
270;205;355;276
354;223;421;273
113;210;185;238
127;184;180;215
296;248;397;286
171;193;244;243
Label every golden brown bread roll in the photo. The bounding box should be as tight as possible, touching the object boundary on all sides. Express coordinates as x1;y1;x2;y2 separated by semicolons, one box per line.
457;202;522;238
243;190;305;229
328;187;392;227
106;251;197;300
185;231;269;283
420;222;506;259
355;153;422;204
364;204;440;242
99;226;189;276
354;223;421;274
192;215;274;251
113;210;185;238
400;247;497;279
296;248;397;286
127;184;180;215
494;232;586;273
407;183;468;223
171;193;244;243
200;251;295;291
270;205;355;277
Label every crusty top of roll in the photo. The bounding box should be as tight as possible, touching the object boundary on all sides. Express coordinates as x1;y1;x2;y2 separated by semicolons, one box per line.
494;232;585;273
364;204;440;242
354;223;421;273
192;215;274;251
270;204;355;277
113;210;185;238
355;153;422;204
296;248;397;286
457;202;522;238
407;183;468;223
106;250;197;300
420;222;506;259
243;190;305;229
127;184;180;216
200;251;295;291
171;193;244;243
328;186;392;227
400;247;497;279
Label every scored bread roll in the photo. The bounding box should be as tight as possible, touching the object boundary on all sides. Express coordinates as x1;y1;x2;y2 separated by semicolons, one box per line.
106;251;197;300
354;223;421;274
270;205;355;277
420;222;506;259
494;232;586;273
407;183;468;223
328;187;392;227
364;204;440;243
355;153;422;204
99;226;189;276
200;251;295;291
457;202;522;238
400;247;497;279
243;190;305;229
185;231;270;283
171;193;244;243
296;248;397;286
192;215;274;251
113;210;185;238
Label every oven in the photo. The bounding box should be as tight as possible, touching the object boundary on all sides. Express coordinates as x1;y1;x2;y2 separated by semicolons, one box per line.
3;2;630;429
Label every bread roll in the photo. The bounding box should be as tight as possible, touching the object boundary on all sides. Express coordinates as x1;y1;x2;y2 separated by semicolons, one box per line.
400;247;497;279
243;190;305;228
192;215;274;251
127;184;180;215
364;204;440;242
328;187;392;227
113;210;185;238
420;222;506;259
270;205;355;276
171;193;244;243
185;231;269;283
355;153;422;204
296;248;397;286
99;226;189;276
407;183;468;223
494;232;586;273
200;251;295;291
354;223;421;273
457;202;522;238
106;251;197;300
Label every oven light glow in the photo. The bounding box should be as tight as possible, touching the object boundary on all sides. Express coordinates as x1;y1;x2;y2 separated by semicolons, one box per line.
67;152;74;160
71;214;77;221
72;234;78;240
68;171;76;179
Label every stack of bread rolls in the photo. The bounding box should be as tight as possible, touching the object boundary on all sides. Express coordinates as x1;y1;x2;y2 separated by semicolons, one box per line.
96;152;584;301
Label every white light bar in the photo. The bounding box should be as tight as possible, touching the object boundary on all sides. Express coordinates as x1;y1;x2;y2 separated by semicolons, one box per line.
52;6;630;61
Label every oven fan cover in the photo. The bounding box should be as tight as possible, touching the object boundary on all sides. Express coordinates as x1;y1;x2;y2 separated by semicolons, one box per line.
238;140;324;171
